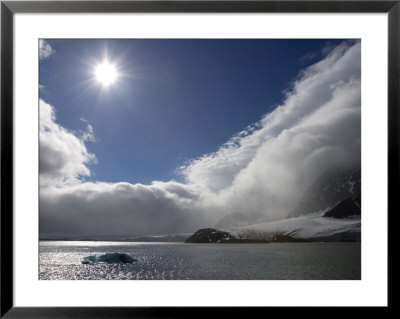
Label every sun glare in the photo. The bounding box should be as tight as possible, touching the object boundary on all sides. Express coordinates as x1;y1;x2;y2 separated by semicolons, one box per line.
95;61;118;86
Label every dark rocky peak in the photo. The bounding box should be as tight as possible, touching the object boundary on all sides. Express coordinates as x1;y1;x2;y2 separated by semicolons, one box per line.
290;168;361;218
323;193;361;218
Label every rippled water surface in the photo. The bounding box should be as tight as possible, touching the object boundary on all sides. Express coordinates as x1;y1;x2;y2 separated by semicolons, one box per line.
39;241;361;280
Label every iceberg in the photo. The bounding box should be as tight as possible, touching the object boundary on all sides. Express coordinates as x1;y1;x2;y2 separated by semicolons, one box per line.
82;252;137;264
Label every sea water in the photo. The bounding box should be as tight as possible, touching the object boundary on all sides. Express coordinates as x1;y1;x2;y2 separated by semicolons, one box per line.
39;241;361;280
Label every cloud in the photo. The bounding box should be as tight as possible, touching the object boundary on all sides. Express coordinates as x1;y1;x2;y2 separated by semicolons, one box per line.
40;100;96;187
39;39;54;59
39;101;210;236
180;40;361;220
79;118;97;142
40;41;361;237
181;41;360;191
40;181;208;237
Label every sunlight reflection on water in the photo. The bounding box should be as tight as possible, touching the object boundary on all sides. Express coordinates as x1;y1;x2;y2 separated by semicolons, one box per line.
39;241;361;280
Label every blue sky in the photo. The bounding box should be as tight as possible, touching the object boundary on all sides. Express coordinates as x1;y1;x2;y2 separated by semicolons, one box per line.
39;39;344;185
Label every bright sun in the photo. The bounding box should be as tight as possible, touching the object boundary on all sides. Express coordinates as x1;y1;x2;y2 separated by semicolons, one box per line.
95;61;118;86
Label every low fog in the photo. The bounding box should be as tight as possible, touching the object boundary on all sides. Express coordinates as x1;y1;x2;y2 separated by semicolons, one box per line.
40;41;361;238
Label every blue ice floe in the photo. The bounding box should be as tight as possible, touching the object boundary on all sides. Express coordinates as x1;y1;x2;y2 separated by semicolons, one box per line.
82;252;137;264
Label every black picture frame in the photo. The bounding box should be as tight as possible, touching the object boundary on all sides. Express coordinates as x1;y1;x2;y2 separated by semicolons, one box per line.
1;0;395;317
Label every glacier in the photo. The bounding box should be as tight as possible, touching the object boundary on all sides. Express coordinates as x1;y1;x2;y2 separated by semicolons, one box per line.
226;214;361;242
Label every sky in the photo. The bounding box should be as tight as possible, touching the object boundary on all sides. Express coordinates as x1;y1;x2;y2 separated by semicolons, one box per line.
39;39;361;238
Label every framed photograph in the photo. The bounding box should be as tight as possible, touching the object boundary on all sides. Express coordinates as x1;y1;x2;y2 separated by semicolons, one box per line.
1;0;395;316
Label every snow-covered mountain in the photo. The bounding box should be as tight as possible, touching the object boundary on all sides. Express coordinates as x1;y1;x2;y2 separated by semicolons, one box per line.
212;168;361;230
289;168;361;218
226;214;360;242
186;214;360;243
186;193;361;243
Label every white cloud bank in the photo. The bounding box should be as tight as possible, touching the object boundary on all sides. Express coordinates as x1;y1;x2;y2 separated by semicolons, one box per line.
40;41;361;237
